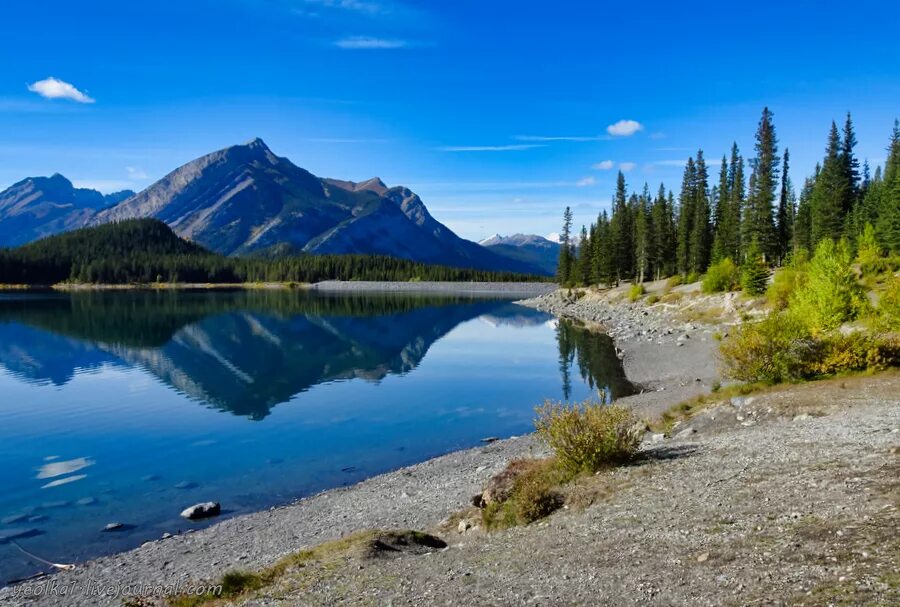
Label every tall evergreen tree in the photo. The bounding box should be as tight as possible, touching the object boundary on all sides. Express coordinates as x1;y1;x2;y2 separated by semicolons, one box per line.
876;119;900;252
743;107;779;261
609;172;633;282
810;122;849;245
841;112;860;211
688;150;711;272
775;148;794;260
676;157;697;274
557;206;574;283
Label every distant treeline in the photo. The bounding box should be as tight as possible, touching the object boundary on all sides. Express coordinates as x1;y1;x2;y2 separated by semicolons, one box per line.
0;219;548;285
557;109;900;285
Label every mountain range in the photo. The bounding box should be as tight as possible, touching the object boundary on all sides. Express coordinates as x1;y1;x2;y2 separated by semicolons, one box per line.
479;233;561;275
0;139;554;275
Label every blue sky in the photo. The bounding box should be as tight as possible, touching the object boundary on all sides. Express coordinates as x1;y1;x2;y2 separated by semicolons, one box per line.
1;0;898;240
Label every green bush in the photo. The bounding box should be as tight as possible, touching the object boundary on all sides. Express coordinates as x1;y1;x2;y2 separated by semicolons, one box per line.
767;252;809;311
665;275;683;291
855;223;883;275
646;294;660;305
720;313;899;383
627;283;645;302
481;458;567;530
534;401;641;474
719;312;813;383
873;277;900;331
702;258;740;293
740;241;770;296
685;271;701;284
789;239;868;334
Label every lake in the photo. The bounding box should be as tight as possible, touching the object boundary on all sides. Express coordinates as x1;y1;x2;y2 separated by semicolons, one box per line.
0;290;632;584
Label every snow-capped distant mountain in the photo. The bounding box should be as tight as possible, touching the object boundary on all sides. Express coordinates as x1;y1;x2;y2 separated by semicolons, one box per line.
478;233;560;276
544;232;561;244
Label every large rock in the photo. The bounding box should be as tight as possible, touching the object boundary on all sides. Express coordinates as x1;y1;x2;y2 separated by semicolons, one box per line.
180;502;221;520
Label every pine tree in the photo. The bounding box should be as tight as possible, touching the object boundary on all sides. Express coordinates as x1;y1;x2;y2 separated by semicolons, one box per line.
811;122;849;245
634;187;652;283
841;112;860;211
676;157;697;274
775;148;794;261
650;184;674;279
688;150;711;273
743;107;779;261
876;119;900;252
609;172;633;282
557;206;574;283
741;239;770;295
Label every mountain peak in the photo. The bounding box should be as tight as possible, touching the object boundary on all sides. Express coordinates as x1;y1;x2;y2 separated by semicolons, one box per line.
245;137;269;149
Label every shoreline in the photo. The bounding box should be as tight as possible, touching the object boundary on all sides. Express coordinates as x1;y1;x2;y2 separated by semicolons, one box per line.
0;285;723;605
0;281;556;296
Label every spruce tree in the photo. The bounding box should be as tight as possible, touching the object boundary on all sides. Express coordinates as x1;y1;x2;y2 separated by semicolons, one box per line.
741;239;770;296
743;107;779;261
688;150;711;273
841;112;860;211
876;120;900;252
676;157;697;274
557;206;574;283
775;148;794;261
810;122;849;245
609;172;633;282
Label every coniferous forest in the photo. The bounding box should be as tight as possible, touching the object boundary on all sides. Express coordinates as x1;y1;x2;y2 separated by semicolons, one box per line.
0;219;548;285
556;109;900;286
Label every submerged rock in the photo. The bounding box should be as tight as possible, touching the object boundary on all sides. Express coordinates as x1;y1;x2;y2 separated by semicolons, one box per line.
181;502;221;520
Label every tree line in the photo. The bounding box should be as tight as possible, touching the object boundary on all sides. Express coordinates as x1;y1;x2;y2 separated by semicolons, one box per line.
0;219;548;285
557;108;900;286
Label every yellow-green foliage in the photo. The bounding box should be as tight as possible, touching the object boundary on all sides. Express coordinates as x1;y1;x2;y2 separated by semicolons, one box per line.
872;277;900;331
627;283;645;302
646;294;660;305
685;271;701;284
702;258;739;293
790;239;868;333
856;223;883;274
481;458;569;530
719;312;813;383
720;313;899;383
534;401;640;474
767;251;809;311
665;275;683;291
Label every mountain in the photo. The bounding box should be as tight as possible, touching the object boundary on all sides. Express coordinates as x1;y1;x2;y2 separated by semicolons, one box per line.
0;174;133;247
479;233;560;276
78;138;538;273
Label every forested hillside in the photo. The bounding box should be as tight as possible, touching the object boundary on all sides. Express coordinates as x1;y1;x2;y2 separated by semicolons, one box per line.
557;109;900;286
0;219;547;285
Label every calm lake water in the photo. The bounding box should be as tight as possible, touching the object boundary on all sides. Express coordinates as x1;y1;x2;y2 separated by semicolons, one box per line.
0;290;632;584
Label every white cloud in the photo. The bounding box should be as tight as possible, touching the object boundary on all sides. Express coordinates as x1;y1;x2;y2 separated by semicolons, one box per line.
515;135;610;142
619;162;637;172
576;176;596;187
334;36;408;49
436;144;545;152
606;119;643;137
297;0;385;15
593;160;615;170
27;77;95;104
126;166;149;180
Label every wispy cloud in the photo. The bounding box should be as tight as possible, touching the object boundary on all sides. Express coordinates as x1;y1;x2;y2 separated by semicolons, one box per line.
126;166;149;180
334;36;409;49
303;137;390;143
606;119;643;137
436;144;545;152
649;132;666;140
27;77;95;104
619;162;637;172
515;135;610;142
576;176;596;187
295;0;387;16
593;160;615;170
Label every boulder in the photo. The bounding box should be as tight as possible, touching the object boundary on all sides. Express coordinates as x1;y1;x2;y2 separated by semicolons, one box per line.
180;502;221;520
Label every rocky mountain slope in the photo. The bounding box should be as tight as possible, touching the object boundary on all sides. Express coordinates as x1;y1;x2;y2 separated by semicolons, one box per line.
0;174;132;247
0;139;538;273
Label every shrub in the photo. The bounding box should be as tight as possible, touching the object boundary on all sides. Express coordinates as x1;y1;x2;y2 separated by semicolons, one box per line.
719;312;814;383
665;275;683;291
872;277;900;331
646;294;660;305
767;261;808;311
789;238;868;334
627;283;645;302
806;332;900;376
855;223;883;275
740;241;770;296
481;458;567;530
534;401;641;474
685;271;701;284
702;258;740;293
